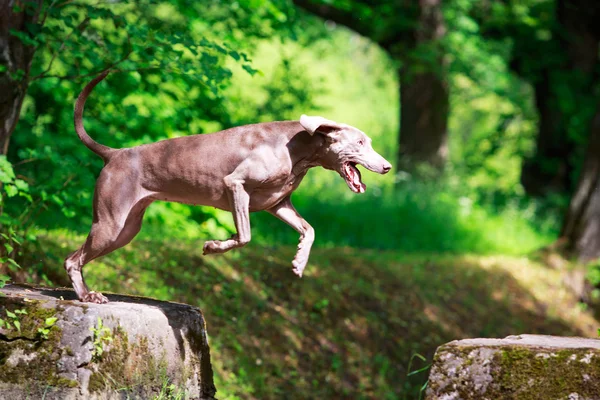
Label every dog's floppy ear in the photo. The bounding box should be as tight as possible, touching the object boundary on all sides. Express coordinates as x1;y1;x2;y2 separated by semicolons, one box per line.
300;115;342;136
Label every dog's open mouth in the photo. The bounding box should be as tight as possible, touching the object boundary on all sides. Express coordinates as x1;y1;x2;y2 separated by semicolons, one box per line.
343;162;366;193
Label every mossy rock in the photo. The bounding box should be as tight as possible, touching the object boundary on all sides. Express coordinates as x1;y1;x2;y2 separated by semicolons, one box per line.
0;284;216;400
426;335;600;400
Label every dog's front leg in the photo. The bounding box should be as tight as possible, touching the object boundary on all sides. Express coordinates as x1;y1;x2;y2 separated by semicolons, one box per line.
203;175;251;255
267;196;314;277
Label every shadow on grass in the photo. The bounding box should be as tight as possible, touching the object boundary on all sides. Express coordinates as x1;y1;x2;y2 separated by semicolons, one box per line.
22;234;595;400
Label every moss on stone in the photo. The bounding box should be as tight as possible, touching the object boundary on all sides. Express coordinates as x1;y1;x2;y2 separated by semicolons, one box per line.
0;299;71;389
86;325;176;396
427;344;600;399
496;346;600;399
55;377;79;388
88;372;105;393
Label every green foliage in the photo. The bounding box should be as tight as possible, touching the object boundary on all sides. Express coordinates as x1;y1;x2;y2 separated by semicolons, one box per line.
8;0;298;238
0;308;27;334
37;316;58;340
404;353;430;400
0;274;9;295
0;156;34;273
252;175;555;255
152;377;186;400
90;317;114;362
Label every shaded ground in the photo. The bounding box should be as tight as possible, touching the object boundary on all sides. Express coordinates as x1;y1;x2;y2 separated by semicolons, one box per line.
19;231;600;400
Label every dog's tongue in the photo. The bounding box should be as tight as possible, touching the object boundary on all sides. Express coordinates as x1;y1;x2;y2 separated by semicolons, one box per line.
349;164;366;193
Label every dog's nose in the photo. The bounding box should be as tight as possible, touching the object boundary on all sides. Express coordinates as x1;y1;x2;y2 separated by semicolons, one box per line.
382;163;392;174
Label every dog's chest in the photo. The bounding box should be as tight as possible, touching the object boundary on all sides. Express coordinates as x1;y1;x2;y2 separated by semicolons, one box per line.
249;170;307;211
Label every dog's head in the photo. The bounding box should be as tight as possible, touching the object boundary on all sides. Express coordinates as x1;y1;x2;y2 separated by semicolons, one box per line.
300;115;392;193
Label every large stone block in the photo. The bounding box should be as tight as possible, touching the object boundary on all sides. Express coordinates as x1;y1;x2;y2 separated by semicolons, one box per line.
426;335;600;399
0;284;216;400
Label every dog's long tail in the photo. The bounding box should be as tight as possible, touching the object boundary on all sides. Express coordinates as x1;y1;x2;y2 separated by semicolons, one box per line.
74;70;115;162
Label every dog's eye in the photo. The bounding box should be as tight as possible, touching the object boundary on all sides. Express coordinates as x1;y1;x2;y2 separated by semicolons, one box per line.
358;140;364;146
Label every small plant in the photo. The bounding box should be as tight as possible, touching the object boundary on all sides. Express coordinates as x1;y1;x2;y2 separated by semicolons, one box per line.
90;317;113;361
0;274;9;296
0;308;27;333
37;317;58;340
153;377;186;400
0;155;32;274
403;353;431;400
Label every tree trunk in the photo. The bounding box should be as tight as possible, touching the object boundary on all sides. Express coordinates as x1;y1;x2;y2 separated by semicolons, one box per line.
397;0;448;175
398;68;449;173
520;75;574;196
293;0;449;177
560;109;600;261
520;0;600;196
0;0;42;155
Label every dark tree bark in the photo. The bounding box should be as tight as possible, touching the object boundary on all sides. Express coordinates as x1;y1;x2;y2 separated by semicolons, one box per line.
0;0;43;155
293;0;449;176
397;0;448;172
520;75;574;196
560;109;600;261
398;70;449;171
518;0;600;196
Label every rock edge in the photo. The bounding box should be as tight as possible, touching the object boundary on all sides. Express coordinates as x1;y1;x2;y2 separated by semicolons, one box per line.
0;284;216;400
426;334;600;400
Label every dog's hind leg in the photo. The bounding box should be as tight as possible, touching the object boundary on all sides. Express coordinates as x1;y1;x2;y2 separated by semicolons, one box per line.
64;174;152;303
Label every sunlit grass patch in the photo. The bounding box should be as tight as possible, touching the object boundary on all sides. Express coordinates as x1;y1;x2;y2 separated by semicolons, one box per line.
252;175;557;256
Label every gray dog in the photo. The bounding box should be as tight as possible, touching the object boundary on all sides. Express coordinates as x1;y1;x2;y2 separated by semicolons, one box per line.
65;71;392;303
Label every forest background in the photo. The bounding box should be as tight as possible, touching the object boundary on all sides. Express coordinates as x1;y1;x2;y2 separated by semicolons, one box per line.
2;0;600;398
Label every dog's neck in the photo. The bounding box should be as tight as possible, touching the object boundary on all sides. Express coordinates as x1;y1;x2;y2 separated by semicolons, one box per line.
288;131;334;176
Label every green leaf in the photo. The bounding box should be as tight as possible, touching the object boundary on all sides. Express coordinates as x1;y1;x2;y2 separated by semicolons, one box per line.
4;243;14;254
13;320;20;332
7;258;21;270
6;310;16;318
9;29;38;46
5;185;17;197
45;317;58;326
407;364;431;376
15;309;27;315
14;179;29;192
51;194;64;206
242;64;259;76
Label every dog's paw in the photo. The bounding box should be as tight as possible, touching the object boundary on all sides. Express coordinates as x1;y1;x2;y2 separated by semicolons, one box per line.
203;240;222;255
292;260;306;278
81;291;109;304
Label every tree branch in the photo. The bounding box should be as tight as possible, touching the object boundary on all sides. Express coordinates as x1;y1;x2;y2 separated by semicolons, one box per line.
292;0;375;42
32;17;90;81
31;29;132;82
292;0;406;53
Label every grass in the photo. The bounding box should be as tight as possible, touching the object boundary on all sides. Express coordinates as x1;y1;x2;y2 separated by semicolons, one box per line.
20;228;599;400
250;175;557;256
